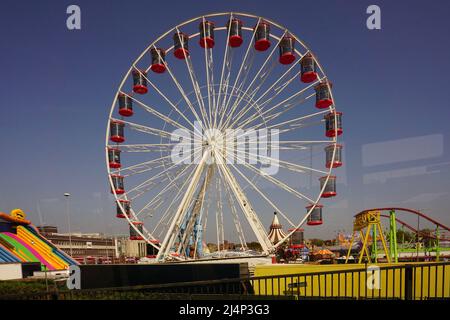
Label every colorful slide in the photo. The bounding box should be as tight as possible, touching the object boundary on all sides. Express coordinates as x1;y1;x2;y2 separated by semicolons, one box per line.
0;233;44;266
16;226;67;269
0;242;21;263
0;209;78;269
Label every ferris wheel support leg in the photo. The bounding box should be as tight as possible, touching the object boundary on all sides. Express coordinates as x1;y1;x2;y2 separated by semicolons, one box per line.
214;150;273;255
156;150;210;261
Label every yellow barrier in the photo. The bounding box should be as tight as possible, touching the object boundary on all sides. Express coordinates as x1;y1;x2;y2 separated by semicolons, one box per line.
253;262;450;299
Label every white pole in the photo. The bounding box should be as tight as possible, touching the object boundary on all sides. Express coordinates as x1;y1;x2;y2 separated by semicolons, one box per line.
64;193;73;257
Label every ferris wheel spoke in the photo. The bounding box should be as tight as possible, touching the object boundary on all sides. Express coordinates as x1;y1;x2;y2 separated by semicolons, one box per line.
201;17;216;128
215;172;224;257
225;178;248;251
131;68;198;131
134;163;193;203
239;92;316;133
266;109;329;131
121;159;172;178
136;163;195;218
157;150;210;261
152;165;198;238
129;164;190;201
237;78;321;130
213;13;235;128
277;140;334;147
116;143;177;153
220;53;256;129
221;30;287;131
218;167;248;250
228;149;315;204
217;18;261;129
139;198;164;221
127;94;192;132
213;149;273;254
147;45;205;133
111;118;173;139
228;51;308;129
174;28;211;129
117;154;173;175
231;70;303;130
222;143;328;175
227;161;296;228
126;147;202;198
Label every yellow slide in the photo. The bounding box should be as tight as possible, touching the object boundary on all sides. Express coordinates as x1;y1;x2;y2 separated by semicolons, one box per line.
16;226;68;270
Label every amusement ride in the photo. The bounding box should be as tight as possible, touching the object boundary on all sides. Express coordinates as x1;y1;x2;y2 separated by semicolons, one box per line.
105;12;343;262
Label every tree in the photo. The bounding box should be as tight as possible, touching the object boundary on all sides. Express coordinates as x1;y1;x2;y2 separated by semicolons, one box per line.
246;242;262;251
420;229;435;248
396;229;414;243
309;238;324;247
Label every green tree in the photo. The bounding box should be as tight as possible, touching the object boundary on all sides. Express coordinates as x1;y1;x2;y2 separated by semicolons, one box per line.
246;242;262;251
309;238;324;247
396;229;414;243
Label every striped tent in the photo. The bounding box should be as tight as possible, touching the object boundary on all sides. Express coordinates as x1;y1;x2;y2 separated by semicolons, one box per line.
268;212;287;244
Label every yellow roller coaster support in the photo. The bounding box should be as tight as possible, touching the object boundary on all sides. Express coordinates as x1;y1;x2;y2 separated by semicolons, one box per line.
345;211;391;264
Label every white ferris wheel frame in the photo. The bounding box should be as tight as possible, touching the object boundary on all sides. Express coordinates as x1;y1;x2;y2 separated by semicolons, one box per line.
105;12;340;262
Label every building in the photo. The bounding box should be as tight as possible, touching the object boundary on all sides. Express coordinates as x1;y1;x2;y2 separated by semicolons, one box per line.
116;238;147;260
37;226;160;264
37;225;117;264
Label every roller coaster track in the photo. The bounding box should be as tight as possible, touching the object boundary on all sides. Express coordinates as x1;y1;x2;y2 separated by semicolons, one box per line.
358;207;450;240
379;214;450;241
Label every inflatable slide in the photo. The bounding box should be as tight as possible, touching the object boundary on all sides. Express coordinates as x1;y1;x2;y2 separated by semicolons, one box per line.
0;209;77;269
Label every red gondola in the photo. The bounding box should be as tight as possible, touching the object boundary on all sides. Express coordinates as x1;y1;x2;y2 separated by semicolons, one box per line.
173;32;189;59
227;18;243;47
199;20;215;49
300;53;318;83
315;81;333;108
279;35;296;65
150;48;166;74
132;70;148;94
288;228;304;249
254;21;271;51
110;120;125;143
147;239;160;258
325;144;343;168
116;199;131;218
324;112;343;137
306;204;323;226
130;221;144;240
110;174;125;195
117;93;133;117
108;147;121;169
319;176;337;198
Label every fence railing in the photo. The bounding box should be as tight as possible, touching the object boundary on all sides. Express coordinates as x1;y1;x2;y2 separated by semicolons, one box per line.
2;261;449;300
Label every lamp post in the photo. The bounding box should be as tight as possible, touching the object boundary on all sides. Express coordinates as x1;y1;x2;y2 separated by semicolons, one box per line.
64;193;73;257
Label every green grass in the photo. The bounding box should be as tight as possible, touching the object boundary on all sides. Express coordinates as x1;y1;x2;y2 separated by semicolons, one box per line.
0;278;67;298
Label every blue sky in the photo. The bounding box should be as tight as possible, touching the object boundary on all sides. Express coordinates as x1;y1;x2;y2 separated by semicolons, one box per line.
0;0;449;240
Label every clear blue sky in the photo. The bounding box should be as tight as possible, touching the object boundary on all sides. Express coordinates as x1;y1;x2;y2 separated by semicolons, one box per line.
0;0;449;239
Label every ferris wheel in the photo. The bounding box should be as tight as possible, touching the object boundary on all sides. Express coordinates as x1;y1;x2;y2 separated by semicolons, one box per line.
105;12;343;262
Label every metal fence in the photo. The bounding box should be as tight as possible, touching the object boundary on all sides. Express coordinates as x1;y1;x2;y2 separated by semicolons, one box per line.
2;261;449;300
